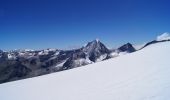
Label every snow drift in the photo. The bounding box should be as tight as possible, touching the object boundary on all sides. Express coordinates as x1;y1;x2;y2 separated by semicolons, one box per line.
0;41;170;100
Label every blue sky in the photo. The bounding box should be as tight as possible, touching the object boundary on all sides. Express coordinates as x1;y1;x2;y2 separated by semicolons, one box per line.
0;0;170;50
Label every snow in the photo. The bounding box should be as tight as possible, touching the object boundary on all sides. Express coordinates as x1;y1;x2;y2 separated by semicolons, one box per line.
96;54;107;62
110;51;128;58
133;42;147;50
85;57;93;63
110;52;119;57
48;51;60;60
0;42;170;100
157;32;170;41
18;52;25;56
55;60;67;67
38;49;56;55
118;51;128;55
18;51;35;58
38;50;49;55
54;51;60;56
95;38;99;42
24;49;35;52
7;53;16;60
73;58;92;67
46;48;57;52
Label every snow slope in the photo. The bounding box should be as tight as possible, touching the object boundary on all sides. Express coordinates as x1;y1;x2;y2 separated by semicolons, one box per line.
0;41;170;100
157;32;170;41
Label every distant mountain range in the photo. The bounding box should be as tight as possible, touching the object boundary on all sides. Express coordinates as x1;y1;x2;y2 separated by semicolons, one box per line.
0;34;169;84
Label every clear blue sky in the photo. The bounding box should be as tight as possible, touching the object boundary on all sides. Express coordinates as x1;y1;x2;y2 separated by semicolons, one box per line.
0;0;170;50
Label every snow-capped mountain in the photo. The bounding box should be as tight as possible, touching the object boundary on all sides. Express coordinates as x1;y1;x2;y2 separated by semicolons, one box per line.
82;39;110;62
62;39;110;70
0;39;114;83
0;40;169;100
0;33;169;84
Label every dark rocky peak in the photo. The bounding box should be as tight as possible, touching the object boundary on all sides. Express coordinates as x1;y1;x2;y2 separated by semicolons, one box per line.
118;43;136;53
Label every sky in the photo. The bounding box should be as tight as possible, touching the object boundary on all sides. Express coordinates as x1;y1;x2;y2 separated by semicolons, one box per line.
0;0;170;50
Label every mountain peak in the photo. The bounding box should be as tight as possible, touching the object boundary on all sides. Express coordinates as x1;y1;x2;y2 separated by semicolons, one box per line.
118;43;136;53
84;39;107;51
82;40;110;62
90;39;100;44
126;42;132;45
95;38;99;42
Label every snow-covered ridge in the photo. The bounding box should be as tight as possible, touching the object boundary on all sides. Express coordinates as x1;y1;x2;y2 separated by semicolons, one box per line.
0;41;170;100
132;32;170;50
157;32;170;41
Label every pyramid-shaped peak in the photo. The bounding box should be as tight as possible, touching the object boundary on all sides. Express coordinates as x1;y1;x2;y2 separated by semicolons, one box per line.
95;38;99;42
125;43;133;47
118;42;136;53
82;39;110;62
89;39;100;44
83;39;109;54
85;39;103;48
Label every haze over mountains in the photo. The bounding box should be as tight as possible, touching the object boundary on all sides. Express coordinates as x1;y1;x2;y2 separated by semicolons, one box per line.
0;33;169;84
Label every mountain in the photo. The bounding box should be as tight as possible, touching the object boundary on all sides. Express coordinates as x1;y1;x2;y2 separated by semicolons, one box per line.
1;34;168;84
0;41;169;100
82;39;110;62
118;43;136;53
0;39;112;84
62;39;110;70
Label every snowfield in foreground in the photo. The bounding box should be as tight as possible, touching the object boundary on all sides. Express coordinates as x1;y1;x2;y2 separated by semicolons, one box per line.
0;42;170;100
